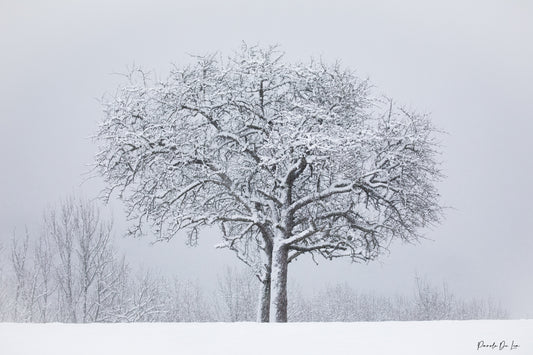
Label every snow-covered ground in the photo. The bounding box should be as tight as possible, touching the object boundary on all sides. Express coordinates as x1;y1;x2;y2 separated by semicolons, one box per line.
0;320;531;355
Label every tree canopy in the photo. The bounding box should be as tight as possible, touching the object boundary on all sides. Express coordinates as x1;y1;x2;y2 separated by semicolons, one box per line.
95;44;443;322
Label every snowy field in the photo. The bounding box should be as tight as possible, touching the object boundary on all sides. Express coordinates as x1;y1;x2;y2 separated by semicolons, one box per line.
0;320;531;355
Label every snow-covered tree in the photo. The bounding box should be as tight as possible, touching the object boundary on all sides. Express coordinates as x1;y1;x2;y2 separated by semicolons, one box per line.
95;44;443;322
33;230;55;322
44;196;115;322
10;231;35;321
214;267;257;321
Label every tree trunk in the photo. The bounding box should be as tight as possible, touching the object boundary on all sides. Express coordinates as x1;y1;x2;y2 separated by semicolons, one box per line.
82;284;88;323
269;242;288;322
257;277;270;322
257;235;273;322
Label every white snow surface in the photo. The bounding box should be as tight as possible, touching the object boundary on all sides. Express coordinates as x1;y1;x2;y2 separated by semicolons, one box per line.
0;320;531;355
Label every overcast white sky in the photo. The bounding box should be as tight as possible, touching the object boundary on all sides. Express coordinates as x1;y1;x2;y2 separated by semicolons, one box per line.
1;0;532;317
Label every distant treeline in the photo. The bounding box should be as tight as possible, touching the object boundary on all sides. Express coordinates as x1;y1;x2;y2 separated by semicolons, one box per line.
0;197;507;322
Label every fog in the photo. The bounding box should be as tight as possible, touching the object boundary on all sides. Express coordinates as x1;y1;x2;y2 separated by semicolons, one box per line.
1;0;532;317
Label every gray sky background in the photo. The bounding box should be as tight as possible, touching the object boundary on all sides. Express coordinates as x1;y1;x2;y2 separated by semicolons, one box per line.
1;0;532;317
